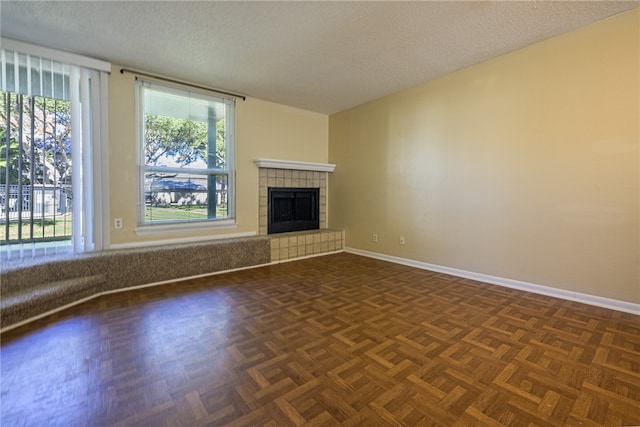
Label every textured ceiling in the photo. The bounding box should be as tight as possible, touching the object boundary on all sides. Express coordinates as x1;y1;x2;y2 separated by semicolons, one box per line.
1;1;638;114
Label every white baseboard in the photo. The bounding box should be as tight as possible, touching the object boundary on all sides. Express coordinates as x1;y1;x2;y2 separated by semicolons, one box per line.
345;247;640;316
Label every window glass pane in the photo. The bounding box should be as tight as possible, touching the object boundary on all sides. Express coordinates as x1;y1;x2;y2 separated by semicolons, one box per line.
142;85;227;170
144;171;228;223
144;114;209;169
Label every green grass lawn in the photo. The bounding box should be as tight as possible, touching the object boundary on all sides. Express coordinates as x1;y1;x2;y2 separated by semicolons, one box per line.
1;213;72;243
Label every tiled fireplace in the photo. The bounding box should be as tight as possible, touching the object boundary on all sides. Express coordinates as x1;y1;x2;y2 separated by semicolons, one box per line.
255;159;344;262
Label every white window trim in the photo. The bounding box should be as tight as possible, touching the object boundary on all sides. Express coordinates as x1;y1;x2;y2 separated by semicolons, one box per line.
113;230;255;249
134;219;237;236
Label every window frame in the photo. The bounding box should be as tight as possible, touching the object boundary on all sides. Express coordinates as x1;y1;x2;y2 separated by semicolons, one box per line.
135;79;236;233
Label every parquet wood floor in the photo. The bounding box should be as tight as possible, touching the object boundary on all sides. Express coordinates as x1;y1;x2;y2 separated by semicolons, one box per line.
1;253;639;426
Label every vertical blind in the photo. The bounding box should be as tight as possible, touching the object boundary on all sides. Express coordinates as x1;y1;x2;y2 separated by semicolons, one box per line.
0;40;110;259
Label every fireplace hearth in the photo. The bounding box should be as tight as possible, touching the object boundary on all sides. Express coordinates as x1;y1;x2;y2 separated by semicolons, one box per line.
268;187;319;234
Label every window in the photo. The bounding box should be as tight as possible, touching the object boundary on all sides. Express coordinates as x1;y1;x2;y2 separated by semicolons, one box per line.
137;81;234;228
0;41;110;260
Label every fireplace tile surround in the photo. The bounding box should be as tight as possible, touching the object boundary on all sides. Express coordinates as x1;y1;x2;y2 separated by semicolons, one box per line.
258;168;327;235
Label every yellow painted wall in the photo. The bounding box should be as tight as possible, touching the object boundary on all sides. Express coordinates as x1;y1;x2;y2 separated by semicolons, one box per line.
329;10;640;303
108;70;328;245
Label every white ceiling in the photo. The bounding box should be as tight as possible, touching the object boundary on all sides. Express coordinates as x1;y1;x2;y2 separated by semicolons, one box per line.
1;1;638;114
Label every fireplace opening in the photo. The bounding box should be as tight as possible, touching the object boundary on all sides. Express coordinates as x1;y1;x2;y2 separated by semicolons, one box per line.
268;187;319;234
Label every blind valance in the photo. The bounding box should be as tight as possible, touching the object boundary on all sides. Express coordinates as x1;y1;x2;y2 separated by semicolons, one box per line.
1;49;71;100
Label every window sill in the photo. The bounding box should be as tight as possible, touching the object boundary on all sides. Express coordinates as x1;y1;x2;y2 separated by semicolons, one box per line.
134;219;237;236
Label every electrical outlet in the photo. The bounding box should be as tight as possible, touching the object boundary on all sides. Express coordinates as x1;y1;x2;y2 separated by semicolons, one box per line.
399;236;405;245
114;218;123;230
372;234;378;243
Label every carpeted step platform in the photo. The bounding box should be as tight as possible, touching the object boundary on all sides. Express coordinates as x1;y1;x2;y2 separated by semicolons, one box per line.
1;236;271;330
1;275;106;327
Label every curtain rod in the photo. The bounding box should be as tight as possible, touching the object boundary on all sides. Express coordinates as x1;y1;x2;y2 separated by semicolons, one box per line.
119;68;246;101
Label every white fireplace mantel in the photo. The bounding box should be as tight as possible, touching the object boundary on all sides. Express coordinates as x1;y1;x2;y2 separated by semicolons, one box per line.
254;158;336;173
